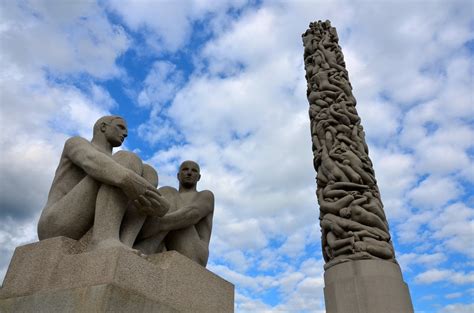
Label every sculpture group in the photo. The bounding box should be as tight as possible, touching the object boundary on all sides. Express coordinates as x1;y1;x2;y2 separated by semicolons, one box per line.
37;115;214;267
302;21;396;269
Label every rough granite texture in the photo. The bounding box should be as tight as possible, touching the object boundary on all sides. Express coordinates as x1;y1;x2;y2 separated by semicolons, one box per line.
0;237;234;313
0;284;178;313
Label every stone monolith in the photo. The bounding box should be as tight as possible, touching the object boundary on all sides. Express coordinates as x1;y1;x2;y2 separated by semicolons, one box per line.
302;20;414;313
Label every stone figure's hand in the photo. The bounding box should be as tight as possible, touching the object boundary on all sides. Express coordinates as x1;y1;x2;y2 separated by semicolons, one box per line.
121;170;152;201
131;189;170;217
145;189;170;217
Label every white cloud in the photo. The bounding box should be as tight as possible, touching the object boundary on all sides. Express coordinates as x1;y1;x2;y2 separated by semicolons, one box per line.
430;202;474;258
106;0;248;52
138;61;183;108
408;176;463;210
415;268;474;285
439;303;474;313
1;0;129;78
219;218;268;250
396;211;436;244
236;292;273;313
398;252;447;272
216;257;326;313
1;0;473;310
357;100;401;143
370;148;416;219
445;292;462;299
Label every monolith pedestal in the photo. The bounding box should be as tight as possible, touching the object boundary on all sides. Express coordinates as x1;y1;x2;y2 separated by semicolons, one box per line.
302;20;413;312
0;237;234;313
324;260;413;313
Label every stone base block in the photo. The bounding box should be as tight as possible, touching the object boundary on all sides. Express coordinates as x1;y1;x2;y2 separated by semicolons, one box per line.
0;237;234;313
0;284;177;313
324;260;413;313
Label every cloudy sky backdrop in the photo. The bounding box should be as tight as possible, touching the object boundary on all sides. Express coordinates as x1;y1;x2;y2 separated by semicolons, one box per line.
0;0;473;312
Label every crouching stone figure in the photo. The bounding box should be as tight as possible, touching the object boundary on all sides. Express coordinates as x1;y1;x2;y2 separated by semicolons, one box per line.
37;115;170;253
134;160;215;267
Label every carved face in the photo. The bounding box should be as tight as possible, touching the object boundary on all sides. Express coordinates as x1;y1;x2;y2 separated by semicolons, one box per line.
178;161;201;187
103;118;128;147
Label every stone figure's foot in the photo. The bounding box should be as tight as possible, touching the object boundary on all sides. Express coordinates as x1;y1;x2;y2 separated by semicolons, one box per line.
88;238;146;257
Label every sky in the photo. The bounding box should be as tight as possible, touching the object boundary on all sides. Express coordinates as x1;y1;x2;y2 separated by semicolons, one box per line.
0;0;473;312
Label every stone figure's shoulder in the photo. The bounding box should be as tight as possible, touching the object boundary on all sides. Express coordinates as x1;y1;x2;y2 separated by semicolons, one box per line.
198;190;214;202
64;136;90;149
158;186;179;197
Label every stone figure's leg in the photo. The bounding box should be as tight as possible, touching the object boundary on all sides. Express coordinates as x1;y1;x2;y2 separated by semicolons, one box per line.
133;230;168;255
133;207;169;255
38;176;100;240
165;227;209;266
89;151;143;252
356;237;394;259
120;164;158;249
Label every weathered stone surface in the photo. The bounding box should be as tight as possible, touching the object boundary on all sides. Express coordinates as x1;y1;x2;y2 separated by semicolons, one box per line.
0;284;177;313
0;237;234;313
324;260;413;313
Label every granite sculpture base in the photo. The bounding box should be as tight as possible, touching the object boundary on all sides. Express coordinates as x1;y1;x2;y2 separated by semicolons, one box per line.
324;259;414;313
0;237;234;313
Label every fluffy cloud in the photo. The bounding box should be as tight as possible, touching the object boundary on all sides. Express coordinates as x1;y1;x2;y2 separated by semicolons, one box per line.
415;268;474;285
408;176;463;210
430;202;474;257
1;0;129;78
398;252;447;272
1;0;473;311
439;303;474;313
106;0;249;52
445;292;462;299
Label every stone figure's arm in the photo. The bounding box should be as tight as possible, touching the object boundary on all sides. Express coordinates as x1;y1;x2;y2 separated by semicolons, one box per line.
131;190;170;217
64;136;150;200
158;190;215;232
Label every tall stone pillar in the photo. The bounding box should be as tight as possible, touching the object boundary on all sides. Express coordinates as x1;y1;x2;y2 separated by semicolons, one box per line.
302;20;414;313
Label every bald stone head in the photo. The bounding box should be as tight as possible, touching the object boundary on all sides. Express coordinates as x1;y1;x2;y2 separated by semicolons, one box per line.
178;160;201;189
93;115;128;148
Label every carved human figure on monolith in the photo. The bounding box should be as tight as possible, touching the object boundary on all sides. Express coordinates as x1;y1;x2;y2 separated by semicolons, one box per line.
133;160;215;267
37;115;170;252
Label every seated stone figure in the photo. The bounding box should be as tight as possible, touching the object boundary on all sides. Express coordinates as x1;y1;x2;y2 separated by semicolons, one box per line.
134;161;214;267
37;115;169;252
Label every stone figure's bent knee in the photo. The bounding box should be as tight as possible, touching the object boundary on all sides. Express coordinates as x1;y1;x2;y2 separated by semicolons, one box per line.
112;150;143;174
37;176;100;240
166;228;210;266
142;164;158;187
38;151;148;241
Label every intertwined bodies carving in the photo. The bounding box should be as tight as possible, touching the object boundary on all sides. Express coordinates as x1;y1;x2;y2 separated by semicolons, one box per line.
303;20;396;269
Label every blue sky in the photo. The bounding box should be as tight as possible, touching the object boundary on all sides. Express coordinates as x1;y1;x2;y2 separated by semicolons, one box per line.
0;0;473;312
